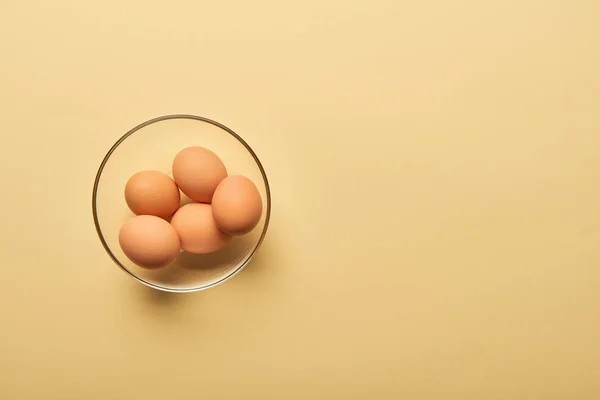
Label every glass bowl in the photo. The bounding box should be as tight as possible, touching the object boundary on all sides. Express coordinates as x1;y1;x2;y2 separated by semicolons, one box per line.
92;114;271;293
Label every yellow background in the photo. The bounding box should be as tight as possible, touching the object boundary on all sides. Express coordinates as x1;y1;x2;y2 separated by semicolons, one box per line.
1;0;599;398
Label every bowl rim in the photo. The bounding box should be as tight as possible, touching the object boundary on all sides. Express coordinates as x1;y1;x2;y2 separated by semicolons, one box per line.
92;114;271;293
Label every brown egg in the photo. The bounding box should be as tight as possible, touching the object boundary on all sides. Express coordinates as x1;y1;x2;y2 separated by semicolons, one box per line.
125;170;180;219
170;203;231;254
172;146;227;203
212;175;263;235
119;215;180;269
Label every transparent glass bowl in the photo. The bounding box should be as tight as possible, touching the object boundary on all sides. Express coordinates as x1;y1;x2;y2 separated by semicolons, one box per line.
92;115;271;293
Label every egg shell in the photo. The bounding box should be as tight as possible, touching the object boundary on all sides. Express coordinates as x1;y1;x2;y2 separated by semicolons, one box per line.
124;170;180;219
119;215;181;269
172;146;227;203
211;175;263;235
170;203;232;254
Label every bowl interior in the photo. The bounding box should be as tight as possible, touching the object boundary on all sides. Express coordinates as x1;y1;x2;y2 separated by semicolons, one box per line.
93;115;270;292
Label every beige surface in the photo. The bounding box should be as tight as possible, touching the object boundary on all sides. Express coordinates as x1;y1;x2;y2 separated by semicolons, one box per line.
1;0;599;398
